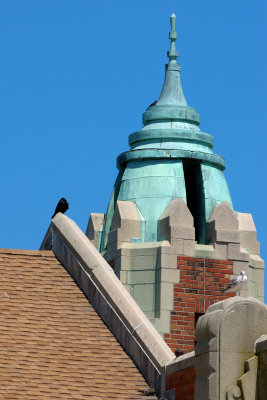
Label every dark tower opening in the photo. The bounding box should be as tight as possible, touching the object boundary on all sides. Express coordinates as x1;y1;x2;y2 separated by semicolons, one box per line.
182;159;205;243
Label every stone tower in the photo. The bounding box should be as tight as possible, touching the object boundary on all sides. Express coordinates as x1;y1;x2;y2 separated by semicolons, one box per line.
86;13;264;353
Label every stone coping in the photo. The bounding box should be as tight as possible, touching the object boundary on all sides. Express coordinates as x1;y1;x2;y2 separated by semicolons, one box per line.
206;296;266;314
165;351;195;376
41;213;175;375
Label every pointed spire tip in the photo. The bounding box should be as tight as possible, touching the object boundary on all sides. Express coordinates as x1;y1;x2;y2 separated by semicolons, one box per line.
168;10;178;65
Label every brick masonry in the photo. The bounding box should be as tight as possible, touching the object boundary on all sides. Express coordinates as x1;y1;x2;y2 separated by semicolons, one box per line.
166;366;196;400
164;256;235;354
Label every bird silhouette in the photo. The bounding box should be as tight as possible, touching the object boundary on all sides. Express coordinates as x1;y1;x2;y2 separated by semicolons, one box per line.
175;348;184;357
51;198;69;219
146;100;157;110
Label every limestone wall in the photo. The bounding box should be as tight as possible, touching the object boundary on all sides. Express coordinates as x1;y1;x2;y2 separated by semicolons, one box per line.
86;199;265;346
195;297;267;400
43;214;267;399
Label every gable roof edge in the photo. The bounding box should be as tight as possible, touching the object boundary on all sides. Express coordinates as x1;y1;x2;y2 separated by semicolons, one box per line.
40;213;175;394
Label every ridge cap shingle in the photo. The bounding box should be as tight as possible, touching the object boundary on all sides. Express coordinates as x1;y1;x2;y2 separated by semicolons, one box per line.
0;248;54;256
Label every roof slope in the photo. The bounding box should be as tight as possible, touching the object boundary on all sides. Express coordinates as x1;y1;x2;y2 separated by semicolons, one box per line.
0;249;151;399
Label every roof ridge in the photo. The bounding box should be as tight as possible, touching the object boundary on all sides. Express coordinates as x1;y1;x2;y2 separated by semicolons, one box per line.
0;248;54;256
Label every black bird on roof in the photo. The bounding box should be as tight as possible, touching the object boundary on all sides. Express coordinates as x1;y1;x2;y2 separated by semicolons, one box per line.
175;348;184;358
51;198;69;219
146;100;157;110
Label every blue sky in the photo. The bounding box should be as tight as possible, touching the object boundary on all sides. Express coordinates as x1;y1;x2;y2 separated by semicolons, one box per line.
0;1;266;301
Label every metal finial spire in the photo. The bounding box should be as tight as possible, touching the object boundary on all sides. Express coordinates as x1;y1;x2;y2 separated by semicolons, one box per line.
157;12;187;106
167;12;178;65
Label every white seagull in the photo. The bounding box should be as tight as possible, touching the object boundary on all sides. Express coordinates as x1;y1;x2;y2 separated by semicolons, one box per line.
222;271;248;296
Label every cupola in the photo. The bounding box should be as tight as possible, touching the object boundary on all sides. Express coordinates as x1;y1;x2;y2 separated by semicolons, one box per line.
100;12;232;249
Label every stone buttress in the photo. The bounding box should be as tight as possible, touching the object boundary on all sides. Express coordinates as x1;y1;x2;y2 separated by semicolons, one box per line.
86;13;264;346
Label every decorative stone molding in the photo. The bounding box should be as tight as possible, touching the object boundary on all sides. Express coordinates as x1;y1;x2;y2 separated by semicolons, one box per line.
105;200;142;262
226;385;241;400
236;212;260;256
237;356;258;400
207;202;242;259
255;334;267;399
86;213;104;250
207;202;251;297
227;354;260;399
195;297;267;400
159;198;195;255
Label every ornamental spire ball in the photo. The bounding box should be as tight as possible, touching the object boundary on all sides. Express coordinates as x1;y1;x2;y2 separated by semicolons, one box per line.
51;198;69;219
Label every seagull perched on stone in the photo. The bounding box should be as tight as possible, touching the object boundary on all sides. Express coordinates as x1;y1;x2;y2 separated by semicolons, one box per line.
222;271;247;296
51;198;69;219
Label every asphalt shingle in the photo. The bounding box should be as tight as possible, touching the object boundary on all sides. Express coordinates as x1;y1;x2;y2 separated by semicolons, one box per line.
0;249;150;399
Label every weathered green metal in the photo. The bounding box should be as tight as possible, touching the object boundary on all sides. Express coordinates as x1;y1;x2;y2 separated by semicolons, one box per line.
118;159;186;242
99;12;233;249
129;129;214;149
117;149;225;170
99;167;125;250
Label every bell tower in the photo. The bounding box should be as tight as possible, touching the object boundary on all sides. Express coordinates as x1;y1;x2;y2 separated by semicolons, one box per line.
86;13;264;353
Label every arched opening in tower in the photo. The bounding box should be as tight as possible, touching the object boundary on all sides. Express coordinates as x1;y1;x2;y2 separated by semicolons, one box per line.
182;159;205;243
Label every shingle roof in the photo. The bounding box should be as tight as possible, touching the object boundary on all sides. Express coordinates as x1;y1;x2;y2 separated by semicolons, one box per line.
0;249;151;399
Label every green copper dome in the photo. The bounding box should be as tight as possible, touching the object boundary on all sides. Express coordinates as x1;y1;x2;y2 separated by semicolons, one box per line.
100;13;232;250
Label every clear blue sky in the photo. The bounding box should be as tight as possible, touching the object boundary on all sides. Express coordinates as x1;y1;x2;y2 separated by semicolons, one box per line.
0;1;266;301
